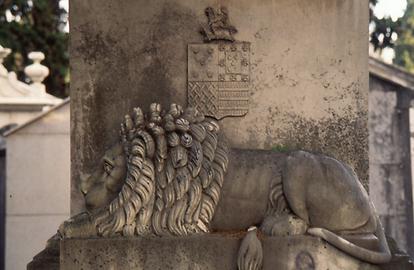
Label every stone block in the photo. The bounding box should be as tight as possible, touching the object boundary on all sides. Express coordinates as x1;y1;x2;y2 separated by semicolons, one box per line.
60;235;380;270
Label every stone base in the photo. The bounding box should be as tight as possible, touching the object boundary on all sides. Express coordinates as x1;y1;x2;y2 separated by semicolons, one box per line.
60;234;381;270
27;234;60;270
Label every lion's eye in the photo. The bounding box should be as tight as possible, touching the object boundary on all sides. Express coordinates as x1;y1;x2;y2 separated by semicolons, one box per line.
104;161;114;174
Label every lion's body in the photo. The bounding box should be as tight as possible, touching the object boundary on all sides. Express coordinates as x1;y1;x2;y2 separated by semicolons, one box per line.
211;149;282;230
212;149;376;235
283;151;376;234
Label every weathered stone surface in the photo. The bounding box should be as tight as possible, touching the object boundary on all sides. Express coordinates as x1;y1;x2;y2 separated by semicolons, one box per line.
70;0;369;214
27;234;414;270
60;235;380;270
369;73;414;255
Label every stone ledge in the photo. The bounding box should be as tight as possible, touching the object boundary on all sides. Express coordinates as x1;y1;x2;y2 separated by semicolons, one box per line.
60;234;381;270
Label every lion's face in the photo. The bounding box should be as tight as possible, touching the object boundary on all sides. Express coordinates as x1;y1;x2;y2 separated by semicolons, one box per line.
80;143;127;211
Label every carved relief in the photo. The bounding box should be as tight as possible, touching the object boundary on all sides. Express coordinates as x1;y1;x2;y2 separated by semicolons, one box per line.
112;104;224;237
188;6;251;120
295;251;315;270
188;42;250;119
200;7;238;42
60;102;391;270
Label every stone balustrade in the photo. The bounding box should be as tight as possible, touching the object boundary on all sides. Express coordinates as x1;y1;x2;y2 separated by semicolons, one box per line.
0;45;61;128
0;45;50;97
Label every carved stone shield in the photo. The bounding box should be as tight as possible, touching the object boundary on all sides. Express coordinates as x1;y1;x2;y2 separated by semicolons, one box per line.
188;42;250;119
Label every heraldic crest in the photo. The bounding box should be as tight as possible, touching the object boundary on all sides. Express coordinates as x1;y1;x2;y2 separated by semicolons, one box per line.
188;6;251;120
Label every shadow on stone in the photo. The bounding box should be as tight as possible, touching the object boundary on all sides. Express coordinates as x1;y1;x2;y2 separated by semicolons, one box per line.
27;234;60;270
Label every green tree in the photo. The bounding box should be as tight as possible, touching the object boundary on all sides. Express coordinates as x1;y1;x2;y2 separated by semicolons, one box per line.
0;0;69;97
395;0;414;72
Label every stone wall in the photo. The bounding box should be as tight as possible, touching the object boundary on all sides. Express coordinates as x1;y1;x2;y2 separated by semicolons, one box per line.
5;102;70;270
70;0;369;214
0;148;4;270
369;76;407;250
368;67;414;257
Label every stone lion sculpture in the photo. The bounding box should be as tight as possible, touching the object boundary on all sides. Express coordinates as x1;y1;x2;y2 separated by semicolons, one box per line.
60;103;391;269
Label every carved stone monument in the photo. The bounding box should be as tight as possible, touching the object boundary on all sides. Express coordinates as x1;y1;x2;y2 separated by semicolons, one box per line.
70;0;370;215
58;102;392;270
28;1;413;270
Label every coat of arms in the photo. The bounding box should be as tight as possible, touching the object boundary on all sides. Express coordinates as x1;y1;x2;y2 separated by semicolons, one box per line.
188;7;251;120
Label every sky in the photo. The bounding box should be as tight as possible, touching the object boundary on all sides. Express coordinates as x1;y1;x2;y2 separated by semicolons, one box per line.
374;0;407;21
60;0;69;32
60;0;69;12
371;0;407;62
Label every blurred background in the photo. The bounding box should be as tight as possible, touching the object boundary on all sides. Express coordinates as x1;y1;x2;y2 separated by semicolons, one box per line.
0;0;414;269
0;0;69;97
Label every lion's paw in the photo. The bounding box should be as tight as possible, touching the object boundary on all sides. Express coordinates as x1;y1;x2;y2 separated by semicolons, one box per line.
58;212;97;238
237;227;263;270
261;214;308;236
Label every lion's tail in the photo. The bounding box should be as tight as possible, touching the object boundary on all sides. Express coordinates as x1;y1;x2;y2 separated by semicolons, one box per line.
307;216;391;264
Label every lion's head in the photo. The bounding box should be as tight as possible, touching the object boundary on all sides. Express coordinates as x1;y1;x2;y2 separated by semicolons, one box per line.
72;103;228;237
80;143;127;212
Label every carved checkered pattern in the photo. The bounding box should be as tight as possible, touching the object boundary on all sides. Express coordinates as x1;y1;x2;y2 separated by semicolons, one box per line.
188;81;218;116
188;42;250;119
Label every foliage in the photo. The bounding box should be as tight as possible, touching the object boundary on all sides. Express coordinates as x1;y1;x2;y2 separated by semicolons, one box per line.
271;144;291;153
394;0;414;72
369;0;402;51
0;0;69;97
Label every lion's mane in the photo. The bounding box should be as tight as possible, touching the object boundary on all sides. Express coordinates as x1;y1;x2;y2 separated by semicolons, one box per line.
93;103;229;237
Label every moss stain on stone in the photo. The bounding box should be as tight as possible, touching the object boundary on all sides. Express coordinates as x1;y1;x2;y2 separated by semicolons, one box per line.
267;110;368;190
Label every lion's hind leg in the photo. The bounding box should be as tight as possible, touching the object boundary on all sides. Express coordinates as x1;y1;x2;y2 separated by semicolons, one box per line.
260;169;308;237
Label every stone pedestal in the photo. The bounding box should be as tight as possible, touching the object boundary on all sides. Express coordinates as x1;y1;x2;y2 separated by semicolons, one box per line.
60;235;380;270
27;235;60;270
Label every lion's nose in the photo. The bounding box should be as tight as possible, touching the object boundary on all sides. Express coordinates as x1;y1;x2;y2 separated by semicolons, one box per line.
80;172;91;195
80;183;88;196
